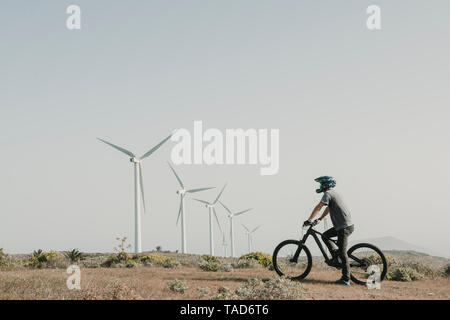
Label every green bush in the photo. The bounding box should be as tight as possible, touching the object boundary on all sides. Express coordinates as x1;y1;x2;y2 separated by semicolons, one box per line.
201;254;221;264
167;279;188;293
386;267;424;282
199;260;221;272
239;252;272;267
26;250;57;269
406;262;437;278
0;248;8;267
64;249;84;263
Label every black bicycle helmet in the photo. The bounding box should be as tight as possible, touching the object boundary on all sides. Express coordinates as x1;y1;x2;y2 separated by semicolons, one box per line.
315;176;336;193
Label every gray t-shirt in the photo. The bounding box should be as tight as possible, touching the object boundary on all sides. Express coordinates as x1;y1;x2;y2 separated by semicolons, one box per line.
321;189;353;231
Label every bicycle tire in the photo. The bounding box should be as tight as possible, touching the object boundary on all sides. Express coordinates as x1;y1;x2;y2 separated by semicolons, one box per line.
347;243;388;285
272;240;312;280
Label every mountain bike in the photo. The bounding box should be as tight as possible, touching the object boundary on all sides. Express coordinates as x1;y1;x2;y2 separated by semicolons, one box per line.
272;220;388;285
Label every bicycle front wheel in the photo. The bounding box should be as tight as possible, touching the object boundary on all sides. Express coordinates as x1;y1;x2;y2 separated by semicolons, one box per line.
272;240;312;280
347;243;388;285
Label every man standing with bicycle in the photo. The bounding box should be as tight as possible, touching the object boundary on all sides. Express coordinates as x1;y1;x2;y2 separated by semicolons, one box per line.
303;176;354;285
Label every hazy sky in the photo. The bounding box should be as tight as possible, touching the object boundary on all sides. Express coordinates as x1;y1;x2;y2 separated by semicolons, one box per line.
1;1;449;257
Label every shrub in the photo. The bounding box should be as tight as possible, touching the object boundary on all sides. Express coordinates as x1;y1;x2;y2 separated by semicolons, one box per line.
232;258;259;269
199;260;221;272
0;248;8;267
406;262;438;278
201;255;221;264
386;261;439;281
197;287;212;299
64;249;84;263
211;286;239;300
239;252;272;267
135;254;180;268
167;279;188;293
78;282;142;300
219;263;233;272
162;258;181;269
386;267;424;282
362;254;398;267
26;250;57;269
211;278;305;300
102;253;130;267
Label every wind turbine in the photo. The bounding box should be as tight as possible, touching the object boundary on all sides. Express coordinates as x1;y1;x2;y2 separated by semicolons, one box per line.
219;202;253;257
193;183;227;256
221;233;228;257
242;225;260;253
98;132;174;253
168;162;214;254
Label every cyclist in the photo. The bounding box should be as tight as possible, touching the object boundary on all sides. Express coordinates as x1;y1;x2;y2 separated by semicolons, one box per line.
303;176;354;285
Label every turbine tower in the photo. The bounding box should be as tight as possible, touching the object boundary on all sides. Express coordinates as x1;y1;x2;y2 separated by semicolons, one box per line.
98;132;174;253
219;202;252;258
193;183;227;256
168;162;214;254
242;225;260;253
221;233;228;257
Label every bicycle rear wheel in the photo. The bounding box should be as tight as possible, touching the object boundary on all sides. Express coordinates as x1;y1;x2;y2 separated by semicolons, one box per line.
272;240;312;280
347;243;388;285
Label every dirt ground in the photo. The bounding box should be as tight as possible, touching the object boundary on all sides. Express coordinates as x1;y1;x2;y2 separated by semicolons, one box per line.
0;266;448;300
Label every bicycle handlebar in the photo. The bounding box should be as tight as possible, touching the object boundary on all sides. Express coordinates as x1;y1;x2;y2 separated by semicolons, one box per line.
303;219;320;228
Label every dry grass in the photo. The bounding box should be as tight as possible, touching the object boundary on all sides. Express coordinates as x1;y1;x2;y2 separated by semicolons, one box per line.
0;250;448;300
0;265;449;300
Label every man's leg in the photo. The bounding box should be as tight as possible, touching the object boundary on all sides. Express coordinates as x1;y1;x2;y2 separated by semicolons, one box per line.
337;225;354;282
321;227;338;258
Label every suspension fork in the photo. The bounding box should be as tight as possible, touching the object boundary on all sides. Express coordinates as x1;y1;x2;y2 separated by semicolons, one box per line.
291;229;310;262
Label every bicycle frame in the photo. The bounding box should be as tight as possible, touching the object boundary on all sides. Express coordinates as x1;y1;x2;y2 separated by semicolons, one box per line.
292;225;337;263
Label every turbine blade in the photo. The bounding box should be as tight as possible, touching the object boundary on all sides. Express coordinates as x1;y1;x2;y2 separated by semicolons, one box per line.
241;224;250;232
213;207;223;234
234;208;253;216
140;132;175;160
219;201;232;215
213;183;227;204
138;163;146;213
193;199;210;205
187;187;215;193
176;195;183;225
251;225;260;233
97;138;135;158
168;162;184;189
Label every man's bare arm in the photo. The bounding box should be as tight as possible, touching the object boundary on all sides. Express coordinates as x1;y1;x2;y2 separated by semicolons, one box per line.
306;202;326;222
318;207;329;220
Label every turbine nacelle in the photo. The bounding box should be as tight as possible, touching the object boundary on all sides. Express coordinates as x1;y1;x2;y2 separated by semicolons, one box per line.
176;189;187;195
130;157;140;163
